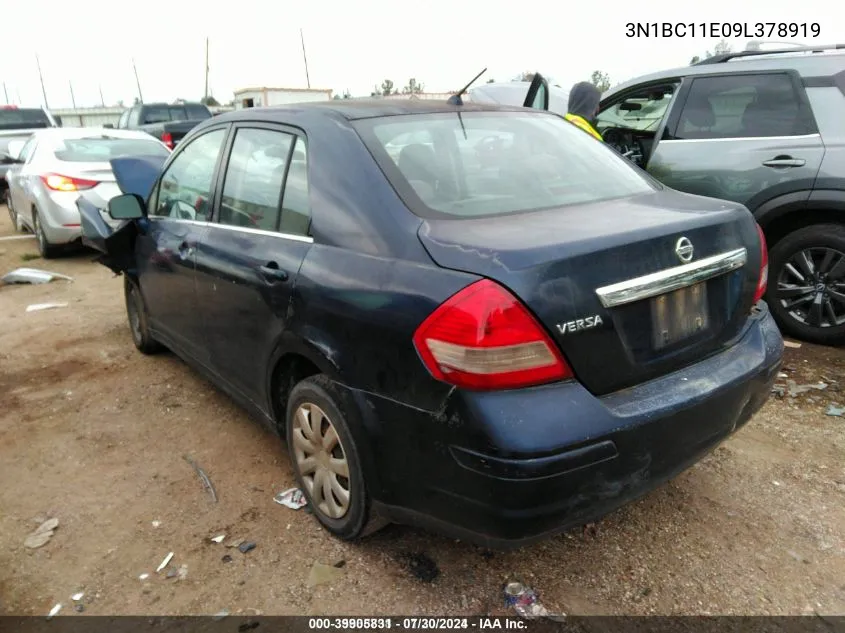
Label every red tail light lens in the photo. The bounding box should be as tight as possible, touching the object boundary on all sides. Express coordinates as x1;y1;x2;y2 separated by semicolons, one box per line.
413;279;573;390
40;173;98;192
753;224;768;304
161;132;174;149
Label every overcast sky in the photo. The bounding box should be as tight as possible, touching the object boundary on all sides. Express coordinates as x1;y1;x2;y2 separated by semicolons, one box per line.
0;0;839;108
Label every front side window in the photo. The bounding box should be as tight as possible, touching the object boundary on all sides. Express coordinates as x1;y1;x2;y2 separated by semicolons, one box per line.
152;128;226;221
598;85;677;132
674;73;816;140
219;128;293;231
357;111;656;218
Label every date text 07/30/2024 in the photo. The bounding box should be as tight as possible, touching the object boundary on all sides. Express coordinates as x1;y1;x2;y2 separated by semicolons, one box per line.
626;22;821;39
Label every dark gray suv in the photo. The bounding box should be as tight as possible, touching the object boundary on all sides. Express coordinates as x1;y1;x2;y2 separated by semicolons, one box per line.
511;45;845;345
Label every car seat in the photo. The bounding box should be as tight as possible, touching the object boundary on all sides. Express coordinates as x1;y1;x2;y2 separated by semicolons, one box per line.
397;144;439;203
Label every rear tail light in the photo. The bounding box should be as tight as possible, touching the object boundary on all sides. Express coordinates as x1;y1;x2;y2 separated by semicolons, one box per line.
40;173;98;192
413;279;573;390
161;132;174;149
753;224;768;304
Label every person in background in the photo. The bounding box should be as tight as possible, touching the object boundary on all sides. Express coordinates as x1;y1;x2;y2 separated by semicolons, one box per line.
565;82;603;141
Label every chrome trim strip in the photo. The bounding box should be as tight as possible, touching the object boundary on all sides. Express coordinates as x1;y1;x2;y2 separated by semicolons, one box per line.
595;247;747;308
152;216;314;243
659;133;820;144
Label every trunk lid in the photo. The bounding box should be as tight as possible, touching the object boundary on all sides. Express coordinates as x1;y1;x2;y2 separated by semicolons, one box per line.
416;190;762;395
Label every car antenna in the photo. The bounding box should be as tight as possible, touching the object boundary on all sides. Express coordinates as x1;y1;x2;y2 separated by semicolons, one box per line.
447;68;487;106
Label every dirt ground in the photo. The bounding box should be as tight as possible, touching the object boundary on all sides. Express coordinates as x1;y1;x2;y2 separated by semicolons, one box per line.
0;204;843;618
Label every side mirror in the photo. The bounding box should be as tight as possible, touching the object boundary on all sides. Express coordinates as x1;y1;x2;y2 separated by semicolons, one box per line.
5;140;25;162
108;193;146;220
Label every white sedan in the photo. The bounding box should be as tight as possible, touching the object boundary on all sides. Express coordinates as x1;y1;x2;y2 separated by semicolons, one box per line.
4;127;170;258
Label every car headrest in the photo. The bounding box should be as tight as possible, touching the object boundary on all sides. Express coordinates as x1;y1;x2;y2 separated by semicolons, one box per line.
682;91;716;129
398;144;438;184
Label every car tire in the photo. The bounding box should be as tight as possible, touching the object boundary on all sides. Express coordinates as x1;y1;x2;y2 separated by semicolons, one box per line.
766;223;845;346
32;209;62;259
285;375;387;540
124;277;162;354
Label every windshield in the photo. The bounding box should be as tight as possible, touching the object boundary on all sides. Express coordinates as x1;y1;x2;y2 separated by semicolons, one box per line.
597;86;676;132
0;108;51;131
53;137;171;162
356;111;655;218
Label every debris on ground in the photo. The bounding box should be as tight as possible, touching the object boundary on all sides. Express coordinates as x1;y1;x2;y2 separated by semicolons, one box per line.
273;488;308;509
333;559;346;568
183;454;218;503
825;404;845;417
227;539;244;549
238;541;256;554
74;604;84;613
26;302;69;313
151;520;161;528
399;552;440;583
504;581;550;619
221;554;233;564
138;574;149;581
24;517;59;549
47;603;62;619
582;522;599;538
1;267;73;285
156;552;174;573
177;564;188;580
210;534;225;543
166;568;178;579
212;610;229;620
71;592;84;602
782;380;828;397
307;561;345;588
783;340;802;349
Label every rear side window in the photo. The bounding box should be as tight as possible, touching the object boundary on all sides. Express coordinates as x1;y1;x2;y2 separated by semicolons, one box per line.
0;108;51;131
674;73;816;140
186;105;212;120
279;137;311;236
153;128;226;221
54;137;170;162
356;111;655;218
219;128;293;231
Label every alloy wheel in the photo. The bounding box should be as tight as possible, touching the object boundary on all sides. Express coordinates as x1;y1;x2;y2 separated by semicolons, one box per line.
291;403;351;519
776;246;845;328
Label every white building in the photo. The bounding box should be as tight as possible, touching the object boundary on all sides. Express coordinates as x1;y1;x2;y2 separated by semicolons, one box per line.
233;86;333;109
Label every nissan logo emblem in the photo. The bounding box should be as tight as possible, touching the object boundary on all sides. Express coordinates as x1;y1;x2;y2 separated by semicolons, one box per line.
675;237;694;263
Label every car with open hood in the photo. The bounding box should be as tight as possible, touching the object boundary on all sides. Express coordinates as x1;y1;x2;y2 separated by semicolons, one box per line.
76;98;782;547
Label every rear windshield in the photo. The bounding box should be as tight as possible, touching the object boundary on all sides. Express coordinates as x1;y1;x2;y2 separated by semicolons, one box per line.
53;137;171;162
142;105;210;124
356;111;656;218
0;108;51;131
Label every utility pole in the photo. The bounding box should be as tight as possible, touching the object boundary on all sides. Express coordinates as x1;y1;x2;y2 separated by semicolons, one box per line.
69;80;77;108
132;58;143;103
300;28;311;89
35;54;49;108
204;37;209;101
2;82;8;104
99;85;106;107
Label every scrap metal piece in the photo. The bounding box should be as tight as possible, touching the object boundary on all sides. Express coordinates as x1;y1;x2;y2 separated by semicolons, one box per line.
183;454;218;503
156;552;174;573
1;267;73;285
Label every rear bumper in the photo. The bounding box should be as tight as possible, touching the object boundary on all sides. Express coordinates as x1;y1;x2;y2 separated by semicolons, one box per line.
354;303;783;548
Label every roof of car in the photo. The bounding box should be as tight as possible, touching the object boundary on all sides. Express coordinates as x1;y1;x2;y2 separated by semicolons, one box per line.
606;50;845;97
214;99;531;123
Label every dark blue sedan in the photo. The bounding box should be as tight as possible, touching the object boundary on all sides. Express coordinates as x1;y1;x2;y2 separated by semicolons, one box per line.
78;99;783;548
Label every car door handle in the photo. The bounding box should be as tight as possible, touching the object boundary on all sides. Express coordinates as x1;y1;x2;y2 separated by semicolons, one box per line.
259;263;289;283
762;156;805;168
178;241;195;259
